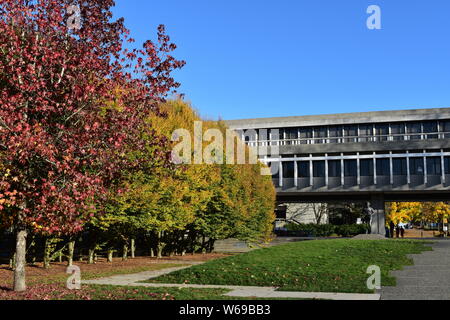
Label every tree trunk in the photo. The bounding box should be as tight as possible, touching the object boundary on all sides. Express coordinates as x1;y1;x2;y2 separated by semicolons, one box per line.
150;247;154;258
67;240;75;266
13;229;27;292
88;248;95;264
107;249;114;262
122;243;128;261
43;237;51;269
130;238;135;259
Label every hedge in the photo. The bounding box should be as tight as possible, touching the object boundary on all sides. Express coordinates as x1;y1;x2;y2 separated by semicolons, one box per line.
284;223;370;237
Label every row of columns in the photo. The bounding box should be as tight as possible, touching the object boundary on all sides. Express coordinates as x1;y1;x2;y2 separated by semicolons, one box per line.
274;150;449;188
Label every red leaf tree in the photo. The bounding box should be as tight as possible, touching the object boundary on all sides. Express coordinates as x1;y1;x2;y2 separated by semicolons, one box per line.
0;0;185;291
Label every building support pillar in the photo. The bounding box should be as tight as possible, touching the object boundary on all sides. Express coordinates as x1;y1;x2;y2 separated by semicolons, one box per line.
370;194;386;236
294;155;298;187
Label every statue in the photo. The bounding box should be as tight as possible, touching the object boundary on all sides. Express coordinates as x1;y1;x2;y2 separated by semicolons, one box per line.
362;202;376;233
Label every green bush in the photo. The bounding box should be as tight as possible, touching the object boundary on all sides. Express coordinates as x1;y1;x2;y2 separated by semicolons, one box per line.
284;223;369;237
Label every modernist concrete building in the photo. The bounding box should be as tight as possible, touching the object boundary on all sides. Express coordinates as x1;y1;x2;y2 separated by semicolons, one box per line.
225;107;450;235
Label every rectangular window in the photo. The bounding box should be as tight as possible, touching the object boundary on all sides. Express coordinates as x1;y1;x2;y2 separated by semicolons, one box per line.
445;157;450;174
359;124;373;142
442;121;450;139
282;162;295;179
344;125;358;143
393;158;407;175
426;157;441;175
360;159;374;176
407;122;422;140
391;123;405;141
328;126;343;143
298;161;310;178
299;128;312;144
284;128;298;140
344;160;357;177
410;157;424;175
313;161;325;177
375;124;389;141
376;158;390;176
423;121;438;140
271;162;280;179
314;127;327;144
328;160;341;177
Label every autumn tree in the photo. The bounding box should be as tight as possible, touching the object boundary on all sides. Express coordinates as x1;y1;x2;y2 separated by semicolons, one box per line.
0;0;184;291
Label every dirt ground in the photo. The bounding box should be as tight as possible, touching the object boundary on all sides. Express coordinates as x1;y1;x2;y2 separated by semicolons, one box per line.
0;253;229;290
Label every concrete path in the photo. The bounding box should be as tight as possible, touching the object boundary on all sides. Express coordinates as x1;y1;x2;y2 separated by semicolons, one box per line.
380;240;450;300
82;261;380;300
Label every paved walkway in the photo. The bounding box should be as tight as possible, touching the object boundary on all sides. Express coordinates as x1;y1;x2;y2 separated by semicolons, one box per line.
82;261;380;300
380;240;450;300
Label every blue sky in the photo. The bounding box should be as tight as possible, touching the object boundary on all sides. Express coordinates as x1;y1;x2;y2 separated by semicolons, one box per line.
112;0;450;120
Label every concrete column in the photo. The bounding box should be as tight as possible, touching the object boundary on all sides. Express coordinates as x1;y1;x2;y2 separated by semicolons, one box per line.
357;152;361;185
389;151;393;185
370;194;386;236
309;155;313;187
279;160;283;187
423;150;427;184
406;151;411;184
325;154;329;187
373;152;377;185
294;155;298;187
340;153;345;186
441;149;446;184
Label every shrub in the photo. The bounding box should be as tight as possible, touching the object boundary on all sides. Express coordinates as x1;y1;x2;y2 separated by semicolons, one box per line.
284;223;369;237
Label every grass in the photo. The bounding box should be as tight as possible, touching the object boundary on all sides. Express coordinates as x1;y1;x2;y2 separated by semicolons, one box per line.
145;239;432;293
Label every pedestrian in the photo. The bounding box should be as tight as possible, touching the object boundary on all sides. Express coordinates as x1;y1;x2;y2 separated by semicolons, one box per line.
396;224;400;238
389;221;395;238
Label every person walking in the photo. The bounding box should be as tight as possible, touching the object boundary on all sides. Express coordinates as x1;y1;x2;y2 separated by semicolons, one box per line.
389;221;395;238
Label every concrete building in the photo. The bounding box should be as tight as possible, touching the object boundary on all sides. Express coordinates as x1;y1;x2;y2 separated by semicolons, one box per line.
225;108;450;235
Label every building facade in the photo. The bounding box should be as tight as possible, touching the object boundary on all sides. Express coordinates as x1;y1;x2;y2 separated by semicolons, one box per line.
225;108;450;235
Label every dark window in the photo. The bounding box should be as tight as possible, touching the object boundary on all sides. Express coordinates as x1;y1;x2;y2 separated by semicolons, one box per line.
375;124;389;141
427;157;441;175
344;160;357;177
313;161;325;177
360;159;374;176
407;122;422;140
423;121;438;139
299;128;312;144
391;123;405;141
376;159;390;176
442;121;450;138
284;128;298;140
282;162;295;178
344;125;357;143
445;157;450;174
359;124;373;142
271;162;280;179
314;127;327;144
328;160;341;177
410;157;424;175
298;161;310;178
328;126;342;143
393;158;407;175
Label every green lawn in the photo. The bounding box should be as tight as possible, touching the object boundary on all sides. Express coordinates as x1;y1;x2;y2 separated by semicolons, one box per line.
145;239;431;293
